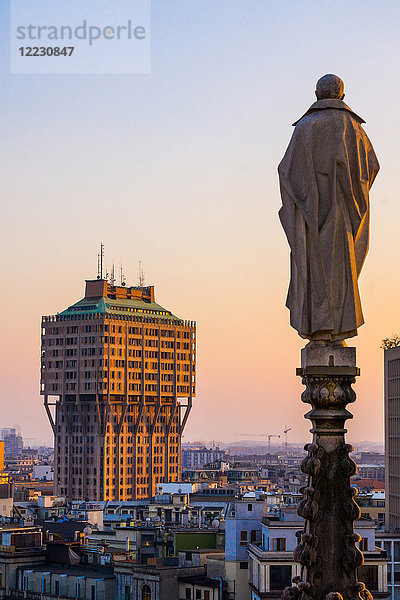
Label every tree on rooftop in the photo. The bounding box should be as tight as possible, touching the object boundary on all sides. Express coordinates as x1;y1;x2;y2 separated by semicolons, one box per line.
381;334;400;349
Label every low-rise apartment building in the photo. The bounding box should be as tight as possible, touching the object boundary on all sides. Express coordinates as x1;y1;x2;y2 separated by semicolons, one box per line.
248;510;388;600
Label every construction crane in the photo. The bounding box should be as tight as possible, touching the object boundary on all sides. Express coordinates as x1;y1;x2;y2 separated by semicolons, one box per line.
235;433;281;455
283;426;292;455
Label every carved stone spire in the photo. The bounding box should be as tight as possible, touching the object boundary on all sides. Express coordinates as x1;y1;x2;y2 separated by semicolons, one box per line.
282;346;372;600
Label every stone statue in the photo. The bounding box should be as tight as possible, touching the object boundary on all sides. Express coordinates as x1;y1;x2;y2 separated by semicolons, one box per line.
278;74;379;345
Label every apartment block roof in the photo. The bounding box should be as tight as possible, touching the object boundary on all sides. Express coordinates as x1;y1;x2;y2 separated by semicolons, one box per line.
60;279;180;320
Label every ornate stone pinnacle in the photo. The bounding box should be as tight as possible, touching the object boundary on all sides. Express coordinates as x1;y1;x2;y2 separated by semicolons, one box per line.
282;347;372;600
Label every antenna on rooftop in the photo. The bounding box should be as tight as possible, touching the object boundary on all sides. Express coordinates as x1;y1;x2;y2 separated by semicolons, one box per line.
97;243;104;279
110;263;116;286
120;263;126;287
138;260;145;287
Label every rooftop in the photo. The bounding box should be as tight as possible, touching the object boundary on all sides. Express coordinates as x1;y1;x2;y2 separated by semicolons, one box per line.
264;515;376;529
377;531;400;539
114;562;203;573
178;575;222;588
59;279;181;320
24;564;114;578
0;525;41;533
180;548;223;555
371;492;385;499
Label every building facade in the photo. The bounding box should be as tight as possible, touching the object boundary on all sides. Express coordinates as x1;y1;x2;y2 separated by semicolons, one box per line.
0;429;12;440
377;532;400;600
248;511;388;600
206;500;264;600
356;464;385;482
115;561;206;600
3;430;23;457
356;491;386;526
19;566;115;600
384;346;400;530
41;278;196;501
182;447;227;469
0;526;45;597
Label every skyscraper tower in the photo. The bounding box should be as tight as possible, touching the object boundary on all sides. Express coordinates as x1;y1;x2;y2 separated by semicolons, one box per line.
41;276;196;501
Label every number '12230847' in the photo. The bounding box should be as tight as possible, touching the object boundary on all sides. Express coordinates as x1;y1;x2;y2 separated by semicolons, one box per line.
19;47;74;56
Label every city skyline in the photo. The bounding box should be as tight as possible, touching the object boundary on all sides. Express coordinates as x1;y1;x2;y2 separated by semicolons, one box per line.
2;1;400;445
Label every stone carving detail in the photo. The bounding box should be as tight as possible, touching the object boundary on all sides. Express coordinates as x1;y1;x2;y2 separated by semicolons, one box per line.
297;487;320;521
282;585;301;600
282;577;314;600
283;363;373;600
300;376;356;410
294;532;318;567
325;594;344;600
354;583;373;600
343;533;364;572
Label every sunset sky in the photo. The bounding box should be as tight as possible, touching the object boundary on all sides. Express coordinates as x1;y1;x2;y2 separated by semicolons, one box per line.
0;0;399;446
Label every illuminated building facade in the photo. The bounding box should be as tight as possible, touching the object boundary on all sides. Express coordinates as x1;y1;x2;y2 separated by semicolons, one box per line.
384;345;400;530
41;278;196;501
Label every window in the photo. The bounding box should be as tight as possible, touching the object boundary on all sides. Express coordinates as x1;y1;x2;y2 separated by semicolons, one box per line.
240;530;248;545
380;540;390;560
196;590;202;600
358;565;378;592
250;530;258;543
185;588;192;600
270;565;292;591
142;585;151;600
394;541;400;562
124;585;131;600
272;537;286;551
395;565;400;585
359;538;368;552
248;503;253;511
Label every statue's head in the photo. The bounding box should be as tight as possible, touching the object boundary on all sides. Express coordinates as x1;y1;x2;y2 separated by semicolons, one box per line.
315;74;345;101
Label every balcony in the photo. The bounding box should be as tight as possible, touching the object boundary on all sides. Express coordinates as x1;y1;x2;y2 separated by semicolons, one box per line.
247;542;291;562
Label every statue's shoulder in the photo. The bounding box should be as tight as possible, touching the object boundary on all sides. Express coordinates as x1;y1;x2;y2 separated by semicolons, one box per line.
292;99;365;127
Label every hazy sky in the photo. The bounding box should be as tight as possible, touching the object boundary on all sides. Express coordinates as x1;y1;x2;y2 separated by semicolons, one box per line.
0;0;399;447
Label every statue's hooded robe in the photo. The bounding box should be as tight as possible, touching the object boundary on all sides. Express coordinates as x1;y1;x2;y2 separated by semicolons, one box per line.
278;98;379;341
